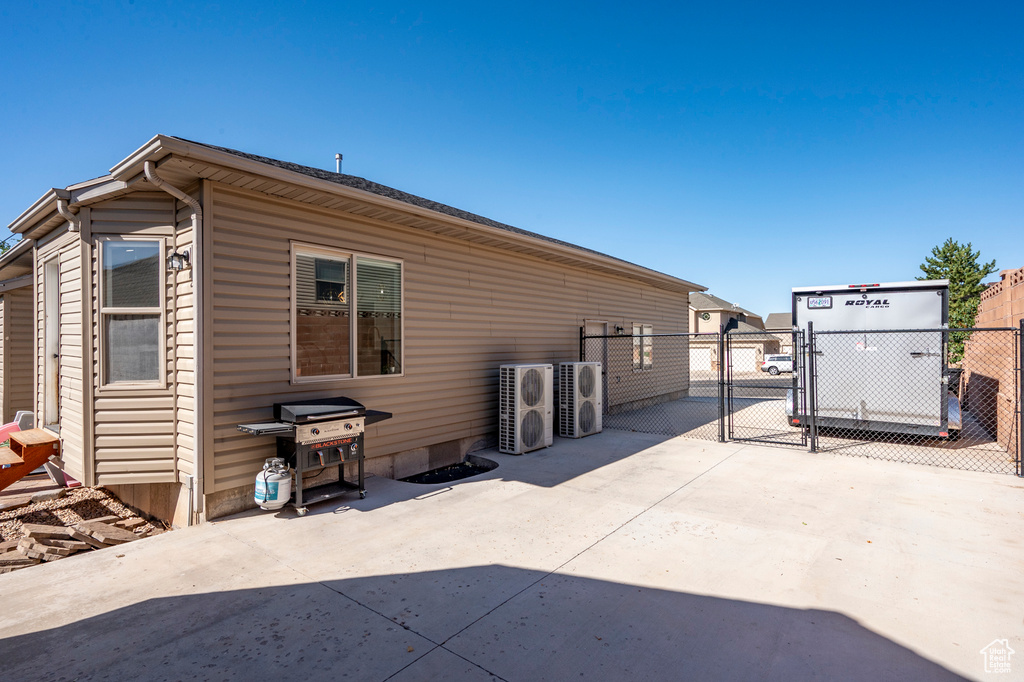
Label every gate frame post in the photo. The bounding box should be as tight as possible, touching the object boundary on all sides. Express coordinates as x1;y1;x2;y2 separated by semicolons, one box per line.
1018;320;1023;476
718;324;726;443
807;321;818;453
579;326;585;362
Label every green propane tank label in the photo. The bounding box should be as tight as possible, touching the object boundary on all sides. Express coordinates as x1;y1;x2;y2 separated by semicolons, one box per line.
255;480;279;502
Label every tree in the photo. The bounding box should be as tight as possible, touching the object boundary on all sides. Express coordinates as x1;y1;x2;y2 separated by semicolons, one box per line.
917;238;997;363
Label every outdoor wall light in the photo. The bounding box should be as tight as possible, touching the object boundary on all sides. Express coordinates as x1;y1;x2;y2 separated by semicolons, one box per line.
615;325;625;335
166;247;192;272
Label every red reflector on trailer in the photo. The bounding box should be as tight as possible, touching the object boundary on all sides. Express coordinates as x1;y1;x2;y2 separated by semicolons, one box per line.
848;283;880;288
940;432;948;437
792;419;800;424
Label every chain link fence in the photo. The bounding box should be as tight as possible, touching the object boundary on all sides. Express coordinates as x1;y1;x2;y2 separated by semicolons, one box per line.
580;332;721;441
579;325;1022;476
808;328;1020;475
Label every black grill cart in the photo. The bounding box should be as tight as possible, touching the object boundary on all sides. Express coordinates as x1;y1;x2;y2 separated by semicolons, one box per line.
238;397;392;515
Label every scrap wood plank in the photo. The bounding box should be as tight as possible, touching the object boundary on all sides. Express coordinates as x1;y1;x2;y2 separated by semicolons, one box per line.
0;551;40;567
65;527;108;549
37;538;91;552
17;542;67;562
74;521;138;545
18;538;73;557
83;515;122;525
22;523;73;540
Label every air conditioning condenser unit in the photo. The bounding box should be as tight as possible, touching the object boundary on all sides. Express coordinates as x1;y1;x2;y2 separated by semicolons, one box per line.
559;361;602;438
499;364;553;454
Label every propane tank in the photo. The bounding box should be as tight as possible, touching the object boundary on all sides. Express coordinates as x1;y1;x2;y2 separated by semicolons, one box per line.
255;457;292;510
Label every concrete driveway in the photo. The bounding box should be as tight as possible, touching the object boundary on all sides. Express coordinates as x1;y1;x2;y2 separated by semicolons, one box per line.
1;432;1022;681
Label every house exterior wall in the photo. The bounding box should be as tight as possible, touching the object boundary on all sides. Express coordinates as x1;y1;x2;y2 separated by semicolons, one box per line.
205;183;692;511
26;194;197;523
34;229;89;482
88;192;183;487
692;310;725;334
0;287;34;423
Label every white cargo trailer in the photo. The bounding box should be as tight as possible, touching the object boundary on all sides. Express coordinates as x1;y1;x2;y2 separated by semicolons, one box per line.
789;280;961;437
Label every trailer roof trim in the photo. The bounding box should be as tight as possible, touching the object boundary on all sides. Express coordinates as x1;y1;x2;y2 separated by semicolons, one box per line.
792;279;949;293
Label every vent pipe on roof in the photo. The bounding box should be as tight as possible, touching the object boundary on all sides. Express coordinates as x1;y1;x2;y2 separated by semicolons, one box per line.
335;153;343;174
56;198;81;233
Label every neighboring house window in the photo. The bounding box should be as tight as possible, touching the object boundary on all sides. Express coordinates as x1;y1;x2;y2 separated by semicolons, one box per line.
99;239;163;385
632;323;653;370
292;244;403;381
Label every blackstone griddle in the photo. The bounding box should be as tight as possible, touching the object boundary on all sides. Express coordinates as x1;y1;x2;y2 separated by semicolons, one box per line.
237;396;392;514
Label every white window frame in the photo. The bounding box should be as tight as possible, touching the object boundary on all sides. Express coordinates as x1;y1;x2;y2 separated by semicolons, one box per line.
290;242;405;384
632;323;653;371
96;236;167;389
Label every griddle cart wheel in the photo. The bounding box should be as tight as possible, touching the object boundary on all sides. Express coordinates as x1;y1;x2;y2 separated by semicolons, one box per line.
296;507;308;516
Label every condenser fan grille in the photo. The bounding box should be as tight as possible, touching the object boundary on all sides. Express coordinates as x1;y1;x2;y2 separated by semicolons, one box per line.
578;400;597;433
521;368;544;406
521;409;544;448
578;365;595;398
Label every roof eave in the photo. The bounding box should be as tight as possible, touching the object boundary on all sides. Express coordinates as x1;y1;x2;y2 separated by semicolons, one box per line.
8;188;63;234
0;237;35;271
124;138;706;293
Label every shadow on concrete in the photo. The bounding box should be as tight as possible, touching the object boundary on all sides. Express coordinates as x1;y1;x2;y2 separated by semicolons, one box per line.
0;565;966;681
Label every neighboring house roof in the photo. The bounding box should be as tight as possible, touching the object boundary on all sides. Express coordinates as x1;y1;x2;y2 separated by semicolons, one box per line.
689;292;759;318
8;135;705;295
764;312;793;330
723;318;776;340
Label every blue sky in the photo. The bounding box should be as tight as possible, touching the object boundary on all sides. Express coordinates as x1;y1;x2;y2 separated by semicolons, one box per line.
2;1;1021;317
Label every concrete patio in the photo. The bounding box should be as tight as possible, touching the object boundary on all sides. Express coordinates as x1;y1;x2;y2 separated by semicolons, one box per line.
1;431;1022;680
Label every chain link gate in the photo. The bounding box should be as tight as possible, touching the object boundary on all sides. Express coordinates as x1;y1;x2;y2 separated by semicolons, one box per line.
725;330;807;447
580;323;1022;476
804;325;1022;475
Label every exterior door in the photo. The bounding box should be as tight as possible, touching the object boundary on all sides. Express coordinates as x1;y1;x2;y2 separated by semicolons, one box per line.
43;257;60;430
584;320;608;413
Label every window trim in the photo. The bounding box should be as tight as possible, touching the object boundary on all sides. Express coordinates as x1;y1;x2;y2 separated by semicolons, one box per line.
290;241;405;384
632;323;653;372
96;236;168;389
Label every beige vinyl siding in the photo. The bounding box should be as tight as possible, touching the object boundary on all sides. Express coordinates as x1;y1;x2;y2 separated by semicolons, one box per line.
34;231;87;481
57;244;85;479
90;192;179;485
209;184;692;492
9;286;39;423
172;196;196;479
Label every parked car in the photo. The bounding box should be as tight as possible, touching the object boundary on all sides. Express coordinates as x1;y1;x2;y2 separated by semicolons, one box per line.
760;354;793;375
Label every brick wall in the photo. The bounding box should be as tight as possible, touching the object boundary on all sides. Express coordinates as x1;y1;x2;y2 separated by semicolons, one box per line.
961;266;1024;458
